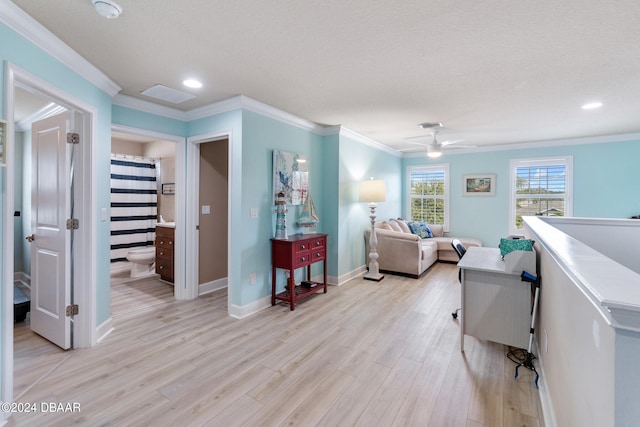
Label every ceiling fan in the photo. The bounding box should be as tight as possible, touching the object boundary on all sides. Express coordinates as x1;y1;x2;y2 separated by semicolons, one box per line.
399;130;474;157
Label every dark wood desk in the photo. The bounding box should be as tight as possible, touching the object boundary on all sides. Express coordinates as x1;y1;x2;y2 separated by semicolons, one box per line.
271;233;327;310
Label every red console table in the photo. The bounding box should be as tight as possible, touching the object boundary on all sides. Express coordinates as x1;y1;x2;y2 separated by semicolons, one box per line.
271;233;328;310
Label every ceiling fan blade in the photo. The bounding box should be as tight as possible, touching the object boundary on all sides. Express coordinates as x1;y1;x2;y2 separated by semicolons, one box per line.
442;144;476;150
439;138;465;147
397;146;425;152
405;140;431;146
404;135;433;142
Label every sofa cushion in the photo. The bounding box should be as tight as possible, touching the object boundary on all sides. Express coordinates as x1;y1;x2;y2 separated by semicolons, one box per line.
395;219;412;234
377;221;392;230
388;219;403;232
429;224;444;237
408;221;433;238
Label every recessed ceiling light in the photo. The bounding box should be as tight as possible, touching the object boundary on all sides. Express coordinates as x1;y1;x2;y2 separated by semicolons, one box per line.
183;79;203;89
581;102;603;110
92;0;123;19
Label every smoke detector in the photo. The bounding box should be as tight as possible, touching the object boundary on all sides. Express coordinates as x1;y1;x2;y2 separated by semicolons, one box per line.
92;0;123;19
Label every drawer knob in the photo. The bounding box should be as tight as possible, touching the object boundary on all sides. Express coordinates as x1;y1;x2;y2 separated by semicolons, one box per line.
316;252;321;257
301;257;306;262
159;265;164;270
301;244;306;249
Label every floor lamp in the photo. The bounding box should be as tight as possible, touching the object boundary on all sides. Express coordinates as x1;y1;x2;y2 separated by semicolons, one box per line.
360;178;386;281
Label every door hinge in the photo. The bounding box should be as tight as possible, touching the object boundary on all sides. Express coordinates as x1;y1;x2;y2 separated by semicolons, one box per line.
66;304;79;316
66;132;80;144
66;218;79;230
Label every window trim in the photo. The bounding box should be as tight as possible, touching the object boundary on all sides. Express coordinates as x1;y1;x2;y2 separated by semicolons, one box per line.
509;156;573;235
407;164;450;232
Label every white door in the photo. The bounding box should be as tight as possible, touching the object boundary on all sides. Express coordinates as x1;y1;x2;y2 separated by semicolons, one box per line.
28;112;72;349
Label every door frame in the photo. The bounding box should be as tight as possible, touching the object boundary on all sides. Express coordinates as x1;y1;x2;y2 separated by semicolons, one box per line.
186;131;233;310
2;62;97;403
110;124;185;296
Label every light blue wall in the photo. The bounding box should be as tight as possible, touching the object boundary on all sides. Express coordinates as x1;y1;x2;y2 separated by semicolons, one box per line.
403;138;640;247
337;135;402;277
1;21;114;386
320;134;340;277
239;110;324;304
112;105;187;137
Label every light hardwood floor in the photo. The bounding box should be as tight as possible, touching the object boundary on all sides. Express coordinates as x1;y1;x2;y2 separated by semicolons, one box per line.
9;263;544;426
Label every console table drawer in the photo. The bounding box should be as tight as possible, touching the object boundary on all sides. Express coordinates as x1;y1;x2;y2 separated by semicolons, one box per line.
294;251;311;268
311;249;325;261
271;233;328;310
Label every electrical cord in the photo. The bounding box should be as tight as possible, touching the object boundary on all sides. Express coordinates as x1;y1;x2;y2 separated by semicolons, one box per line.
507;347;539;388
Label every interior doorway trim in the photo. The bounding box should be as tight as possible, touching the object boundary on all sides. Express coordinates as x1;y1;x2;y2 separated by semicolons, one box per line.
2;61;97;406
110;124;186;298
186;130;233;310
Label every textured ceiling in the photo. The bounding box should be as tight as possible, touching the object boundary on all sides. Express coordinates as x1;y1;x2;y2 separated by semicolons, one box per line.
10;0;640;152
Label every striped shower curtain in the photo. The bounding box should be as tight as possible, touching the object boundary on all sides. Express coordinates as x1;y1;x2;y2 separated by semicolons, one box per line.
110;155;158;263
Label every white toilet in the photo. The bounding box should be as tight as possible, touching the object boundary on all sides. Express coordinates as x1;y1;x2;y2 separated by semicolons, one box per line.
126;247;156;278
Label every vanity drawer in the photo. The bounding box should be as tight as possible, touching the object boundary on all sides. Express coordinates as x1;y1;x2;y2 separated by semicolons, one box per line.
156;247;173;261
156;258;173;281
156;237;174;249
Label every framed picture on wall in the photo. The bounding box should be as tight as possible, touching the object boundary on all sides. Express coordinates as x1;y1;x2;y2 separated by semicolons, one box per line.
162;183;175;195
272;150;308;205
463;174;496;196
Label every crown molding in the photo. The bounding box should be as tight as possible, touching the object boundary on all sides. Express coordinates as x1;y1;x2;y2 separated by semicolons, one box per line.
111;124;184;143
185;96;244;121
112;94;188;121
337;126;402;157
0;0;121;96
403;131;640;158
15;102;67;132
237;96;326;134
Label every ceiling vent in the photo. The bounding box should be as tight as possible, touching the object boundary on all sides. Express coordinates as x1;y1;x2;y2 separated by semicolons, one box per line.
140;84;196;104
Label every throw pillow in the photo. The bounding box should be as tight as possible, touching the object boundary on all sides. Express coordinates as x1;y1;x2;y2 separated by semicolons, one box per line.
388;219;403;232
396;219;412;234
499;238;533;257
408;221;433;238
377;221;392;230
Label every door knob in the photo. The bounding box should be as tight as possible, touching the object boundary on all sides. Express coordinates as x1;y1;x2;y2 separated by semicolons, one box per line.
25;234;35;242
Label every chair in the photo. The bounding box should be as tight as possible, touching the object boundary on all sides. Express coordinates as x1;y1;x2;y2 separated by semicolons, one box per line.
451;239;466;319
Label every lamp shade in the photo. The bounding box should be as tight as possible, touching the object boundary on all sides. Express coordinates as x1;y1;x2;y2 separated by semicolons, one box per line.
359;179;387;203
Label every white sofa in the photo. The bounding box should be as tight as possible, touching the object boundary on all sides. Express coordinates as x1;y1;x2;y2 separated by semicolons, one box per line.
365;218;482;278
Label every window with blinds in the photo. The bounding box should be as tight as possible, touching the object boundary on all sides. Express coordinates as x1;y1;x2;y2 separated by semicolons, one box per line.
509;156;573;233
407;165;449;228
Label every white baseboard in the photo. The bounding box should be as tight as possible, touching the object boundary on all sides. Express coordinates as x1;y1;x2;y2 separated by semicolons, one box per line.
228;268;365;319
535;350;558;427
13;271;30;288
229;295;271;319
95;317;114;344
199;277;228;296
335;265;367;286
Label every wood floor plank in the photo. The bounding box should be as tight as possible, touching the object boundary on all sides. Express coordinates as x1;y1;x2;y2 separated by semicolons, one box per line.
9;264;544;426
319;361;391;427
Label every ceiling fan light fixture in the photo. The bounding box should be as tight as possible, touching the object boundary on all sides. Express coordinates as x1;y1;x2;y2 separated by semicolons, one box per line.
426;145;442;158
92;0;122;19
